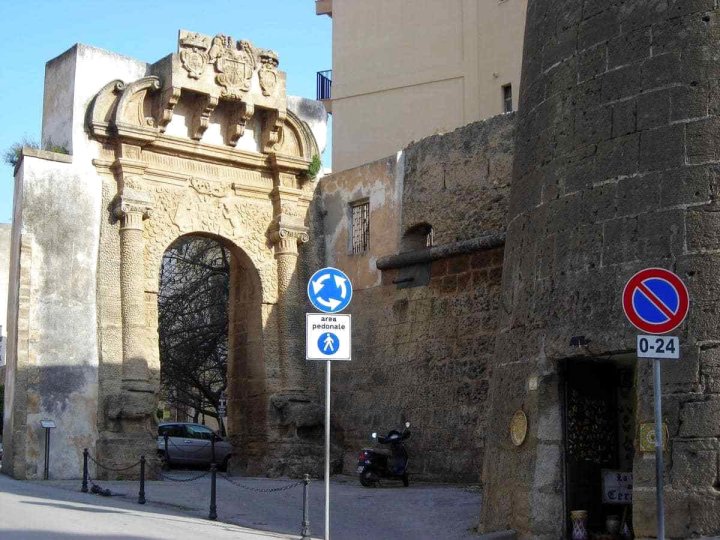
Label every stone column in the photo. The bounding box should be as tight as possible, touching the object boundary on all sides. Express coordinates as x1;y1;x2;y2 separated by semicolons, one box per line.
270;226;309;389
114;188;154;394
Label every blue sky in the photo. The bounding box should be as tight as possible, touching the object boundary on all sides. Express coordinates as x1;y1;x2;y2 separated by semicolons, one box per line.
0;0;332;223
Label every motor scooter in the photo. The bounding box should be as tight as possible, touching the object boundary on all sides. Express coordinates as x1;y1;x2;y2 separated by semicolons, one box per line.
357;422;411;487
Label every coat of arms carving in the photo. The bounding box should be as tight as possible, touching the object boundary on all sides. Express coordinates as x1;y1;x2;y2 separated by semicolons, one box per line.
210;35;257;99
179;31;210;79
258;50;279;97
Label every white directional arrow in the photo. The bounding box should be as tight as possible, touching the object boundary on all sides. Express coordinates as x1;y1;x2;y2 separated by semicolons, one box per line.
317;297;341;310
334;275;348;299
312;273;331;295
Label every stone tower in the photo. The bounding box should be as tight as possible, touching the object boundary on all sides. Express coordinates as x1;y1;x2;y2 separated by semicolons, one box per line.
481;0;720;538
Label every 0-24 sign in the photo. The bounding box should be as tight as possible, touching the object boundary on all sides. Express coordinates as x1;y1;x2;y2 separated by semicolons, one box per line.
637;335;679;359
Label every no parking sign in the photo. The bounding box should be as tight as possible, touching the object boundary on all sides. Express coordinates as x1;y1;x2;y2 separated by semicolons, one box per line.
621;267;690;540
622;268;689;335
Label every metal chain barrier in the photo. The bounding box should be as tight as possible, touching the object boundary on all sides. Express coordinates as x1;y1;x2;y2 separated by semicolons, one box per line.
87;453;141;472
218;472;305;493
81;449;146;504
158;469;212;482
80;447;311;539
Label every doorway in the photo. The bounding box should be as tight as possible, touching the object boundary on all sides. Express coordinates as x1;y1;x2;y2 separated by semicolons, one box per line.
562;358;636;537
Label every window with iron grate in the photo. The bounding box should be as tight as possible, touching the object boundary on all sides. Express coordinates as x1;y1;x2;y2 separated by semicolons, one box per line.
350;200;370;254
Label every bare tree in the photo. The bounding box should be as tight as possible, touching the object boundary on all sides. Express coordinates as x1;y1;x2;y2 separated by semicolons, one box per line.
158;237;229;429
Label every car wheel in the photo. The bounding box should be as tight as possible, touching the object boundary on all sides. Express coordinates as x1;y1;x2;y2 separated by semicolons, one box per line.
359;468;378;488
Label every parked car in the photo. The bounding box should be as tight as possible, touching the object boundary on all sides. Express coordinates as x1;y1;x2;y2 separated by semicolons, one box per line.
157;422;233;470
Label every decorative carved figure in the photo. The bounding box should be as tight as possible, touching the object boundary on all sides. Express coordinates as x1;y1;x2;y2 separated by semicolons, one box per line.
227;101;254;146
190;94;219;140
258;50;279;97
214;38;256;99
179;31;211;79
191;177;227;197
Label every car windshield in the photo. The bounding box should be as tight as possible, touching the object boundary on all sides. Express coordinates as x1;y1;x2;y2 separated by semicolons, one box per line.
185;425;216;440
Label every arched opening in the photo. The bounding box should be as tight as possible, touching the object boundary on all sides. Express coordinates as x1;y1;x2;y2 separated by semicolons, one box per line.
401;222;434;252
158;236;229;431
157;233;265;471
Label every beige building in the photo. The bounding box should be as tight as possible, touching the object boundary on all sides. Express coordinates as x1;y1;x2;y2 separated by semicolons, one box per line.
316;0;527;172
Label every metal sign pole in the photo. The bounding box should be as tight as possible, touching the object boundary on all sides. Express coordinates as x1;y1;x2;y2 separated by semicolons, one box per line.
325;359;331;540
44;427;51;480
653;358;665;540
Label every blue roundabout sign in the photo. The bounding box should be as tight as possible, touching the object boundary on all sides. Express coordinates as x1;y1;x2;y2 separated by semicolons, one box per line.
307;267;353;313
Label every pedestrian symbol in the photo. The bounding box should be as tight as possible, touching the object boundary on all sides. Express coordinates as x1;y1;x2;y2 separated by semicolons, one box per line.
318;332;339;355
307;267;353;313
306;314;351;361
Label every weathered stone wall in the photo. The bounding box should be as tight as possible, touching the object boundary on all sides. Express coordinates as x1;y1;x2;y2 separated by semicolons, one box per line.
3;150;100;480
402;114;515;244
0;223;11;367
321;114;514;481
481;1;720;537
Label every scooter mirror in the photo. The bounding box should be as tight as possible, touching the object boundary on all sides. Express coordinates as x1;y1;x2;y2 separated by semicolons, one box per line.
405;422;411;428
371;432;377;439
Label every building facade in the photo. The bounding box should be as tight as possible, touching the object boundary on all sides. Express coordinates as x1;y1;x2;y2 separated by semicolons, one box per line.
316;0;527;172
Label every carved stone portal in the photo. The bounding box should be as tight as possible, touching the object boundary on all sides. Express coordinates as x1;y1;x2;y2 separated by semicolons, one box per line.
85;30;322;478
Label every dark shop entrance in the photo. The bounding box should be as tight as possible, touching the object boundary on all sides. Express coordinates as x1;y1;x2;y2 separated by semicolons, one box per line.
562;358;636;538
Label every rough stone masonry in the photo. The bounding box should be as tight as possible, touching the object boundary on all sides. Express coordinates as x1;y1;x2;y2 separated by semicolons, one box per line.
480;0;720;538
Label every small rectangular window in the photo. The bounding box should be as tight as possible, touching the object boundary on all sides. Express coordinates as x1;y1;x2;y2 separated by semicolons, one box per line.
350;200;369;254
502;84;513;113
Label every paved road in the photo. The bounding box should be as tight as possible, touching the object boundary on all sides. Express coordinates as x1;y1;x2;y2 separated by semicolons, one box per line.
44;472;482;539
1;470;482;539
0;472;302;539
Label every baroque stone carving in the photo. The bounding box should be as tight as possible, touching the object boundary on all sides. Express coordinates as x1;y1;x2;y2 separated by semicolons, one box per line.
258;49;279;97
179;31;210;79
114;186;154;231
190;177;227;197
157;87;181;133
213;36;256;99
227;101;254;146
263;109;286;153
191;94;219;140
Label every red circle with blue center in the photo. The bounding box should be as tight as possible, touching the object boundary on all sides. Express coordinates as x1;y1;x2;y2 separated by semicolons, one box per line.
622;268;689;334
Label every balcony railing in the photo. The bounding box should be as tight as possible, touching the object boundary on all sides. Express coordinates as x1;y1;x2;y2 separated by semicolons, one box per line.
317;70;332;101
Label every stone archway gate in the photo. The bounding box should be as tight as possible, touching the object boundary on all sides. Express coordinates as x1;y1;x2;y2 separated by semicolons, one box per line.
2;31;327;479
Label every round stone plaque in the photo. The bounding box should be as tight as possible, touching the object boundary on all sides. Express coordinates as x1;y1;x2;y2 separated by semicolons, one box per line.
510;409;528;447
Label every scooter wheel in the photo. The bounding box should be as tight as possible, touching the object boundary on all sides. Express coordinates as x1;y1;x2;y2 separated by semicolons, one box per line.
402;473;409;487
359;468;378;488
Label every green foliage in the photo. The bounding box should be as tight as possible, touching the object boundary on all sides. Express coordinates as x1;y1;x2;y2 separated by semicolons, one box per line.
2;138;69;167
306;154;322;180
3;138;39;167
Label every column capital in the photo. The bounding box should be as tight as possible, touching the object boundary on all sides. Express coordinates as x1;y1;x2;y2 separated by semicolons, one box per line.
269;226;309;257
113;187;154;230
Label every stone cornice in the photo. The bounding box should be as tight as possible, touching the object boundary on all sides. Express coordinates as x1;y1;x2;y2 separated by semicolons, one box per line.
376;232;506;270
